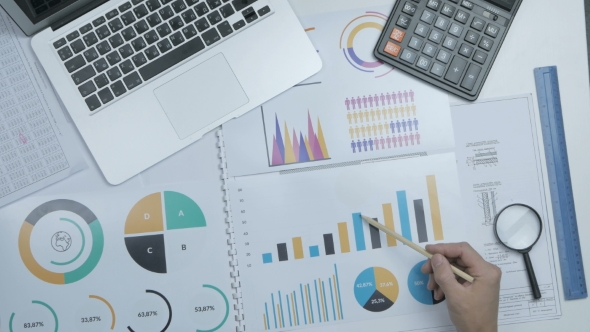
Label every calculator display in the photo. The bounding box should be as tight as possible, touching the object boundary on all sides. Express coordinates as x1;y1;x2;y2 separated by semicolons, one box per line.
483;0;516;11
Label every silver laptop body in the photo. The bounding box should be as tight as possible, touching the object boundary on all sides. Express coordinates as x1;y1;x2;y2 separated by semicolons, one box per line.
2;0;321;184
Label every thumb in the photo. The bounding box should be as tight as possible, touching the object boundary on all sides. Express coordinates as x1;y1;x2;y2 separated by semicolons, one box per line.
431;254;461;294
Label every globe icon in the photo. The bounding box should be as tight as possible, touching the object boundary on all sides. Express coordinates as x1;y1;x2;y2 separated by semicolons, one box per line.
51;231;72;252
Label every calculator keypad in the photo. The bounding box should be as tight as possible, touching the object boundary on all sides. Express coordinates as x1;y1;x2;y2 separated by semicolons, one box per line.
376;0;517;100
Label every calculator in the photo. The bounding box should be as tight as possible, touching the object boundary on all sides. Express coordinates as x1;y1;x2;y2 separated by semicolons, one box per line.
374;0;523;101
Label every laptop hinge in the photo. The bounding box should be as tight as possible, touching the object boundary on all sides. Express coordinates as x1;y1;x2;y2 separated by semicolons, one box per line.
51;0;110;31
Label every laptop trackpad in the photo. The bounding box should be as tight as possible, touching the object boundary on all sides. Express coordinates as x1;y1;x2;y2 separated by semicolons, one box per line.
154;53;249;139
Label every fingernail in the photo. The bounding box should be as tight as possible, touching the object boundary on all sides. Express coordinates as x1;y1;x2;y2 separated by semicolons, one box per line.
432;255;443;267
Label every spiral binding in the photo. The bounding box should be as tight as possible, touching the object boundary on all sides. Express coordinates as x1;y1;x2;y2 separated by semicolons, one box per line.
217;130;245;332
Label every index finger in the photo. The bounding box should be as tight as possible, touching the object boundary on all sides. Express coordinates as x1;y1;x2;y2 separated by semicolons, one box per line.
425;242;487;274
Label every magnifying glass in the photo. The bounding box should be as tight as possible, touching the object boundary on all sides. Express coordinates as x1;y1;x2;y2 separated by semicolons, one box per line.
494;204;543;299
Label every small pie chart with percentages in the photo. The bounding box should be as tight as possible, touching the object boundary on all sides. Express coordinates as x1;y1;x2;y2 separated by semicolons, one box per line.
354;267;399;312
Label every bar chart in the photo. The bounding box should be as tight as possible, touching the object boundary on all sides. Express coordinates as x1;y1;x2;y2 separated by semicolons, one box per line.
262;264;344;330
261;175;444;264
231;153;463;331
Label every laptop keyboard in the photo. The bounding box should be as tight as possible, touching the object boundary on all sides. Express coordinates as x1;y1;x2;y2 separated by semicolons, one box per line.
52;0;272;113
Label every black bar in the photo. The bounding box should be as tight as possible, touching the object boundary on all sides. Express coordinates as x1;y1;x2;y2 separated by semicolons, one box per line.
414;200;428;243
323;234;335;255
277;243;288;262
369;218;382;249
138;36;206;81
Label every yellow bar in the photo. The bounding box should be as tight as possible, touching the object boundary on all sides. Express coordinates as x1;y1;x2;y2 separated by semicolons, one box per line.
337;222;351;253
305;285;311;322
382;204;397;246
333;275;341;320
263;314;268;330
277;304;282;328
293;237;304;259
319;279;326;322
291;293;297;326
427;175;444;240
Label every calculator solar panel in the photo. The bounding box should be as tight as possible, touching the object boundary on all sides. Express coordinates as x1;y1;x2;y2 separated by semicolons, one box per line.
374;0;523;101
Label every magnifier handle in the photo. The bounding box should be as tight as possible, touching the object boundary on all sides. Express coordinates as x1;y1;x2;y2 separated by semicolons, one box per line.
523;252;542;299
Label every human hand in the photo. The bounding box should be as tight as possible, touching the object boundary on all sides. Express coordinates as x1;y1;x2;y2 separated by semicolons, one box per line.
421;242;502;332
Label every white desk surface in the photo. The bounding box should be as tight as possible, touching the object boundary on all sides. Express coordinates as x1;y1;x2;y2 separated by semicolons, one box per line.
287;0;590;330
18;0;590;330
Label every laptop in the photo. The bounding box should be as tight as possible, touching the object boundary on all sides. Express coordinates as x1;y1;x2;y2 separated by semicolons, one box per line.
0;0;322;184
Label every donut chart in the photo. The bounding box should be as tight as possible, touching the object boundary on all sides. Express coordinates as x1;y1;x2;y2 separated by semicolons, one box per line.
339;11;394;77
354;267;399;312
18;200;104;284
408;260;445;305
124;192;207;273
10;300;59;332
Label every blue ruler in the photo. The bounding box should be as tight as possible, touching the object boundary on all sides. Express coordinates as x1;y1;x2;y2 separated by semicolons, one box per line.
534;66;588;300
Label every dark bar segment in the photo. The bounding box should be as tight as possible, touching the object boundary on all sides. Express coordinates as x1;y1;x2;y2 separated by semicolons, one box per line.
277;243;289;262
414;199;428;243
323;234;335;255
369;218;382;249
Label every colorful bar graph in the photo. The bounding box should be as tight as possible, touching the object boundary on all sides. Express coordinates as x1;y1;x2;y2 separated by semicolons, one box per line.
293;237;304;260
352;213;366;251
263;265;343;330
337;222;351;253
382;204;397;246
369;218;382;249
271;112;331;166
323;234;335;255
414;200;428;243
277;243;288;262
262;176;445;266
310;246;320;257
427;175;444;240
397;191;412;241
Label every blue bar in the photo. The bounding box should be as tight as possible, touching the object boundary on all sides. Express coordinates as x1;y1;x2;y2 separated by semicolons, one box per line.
307;283;314;323
314;280;321;322
335;264;344;319
329;278;336;321
272;294;277;328
286;294;292;327
397;191;412;241
279;291;285;328
352;213;366;251
294;292;300;326
300;284;307;324
309;245;320;257
265;303;270;329
322;280;329;322
262;253;273;264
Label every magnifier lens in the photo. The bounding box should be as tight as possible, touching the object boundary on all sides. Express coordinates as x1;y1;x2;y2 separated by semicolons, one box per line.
495;205;541;250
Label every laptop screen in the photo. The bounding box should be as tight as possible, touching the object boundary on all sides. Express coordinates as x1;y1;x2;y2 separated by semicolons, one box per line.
0;0;101;36
13;0;80;24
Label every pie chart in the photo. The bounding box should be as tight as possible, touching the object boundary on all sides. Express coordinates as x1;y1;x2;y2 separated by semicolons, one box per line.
408;260;445;305
354;267;399;312
124;192;207;273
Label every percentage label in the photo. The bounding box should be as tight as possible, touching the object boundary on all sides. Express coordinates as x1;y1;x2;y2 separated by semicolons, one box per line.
371;298;386;304
81;316;102;323
195;305;215;312
137;311;158;318
23;322;44;328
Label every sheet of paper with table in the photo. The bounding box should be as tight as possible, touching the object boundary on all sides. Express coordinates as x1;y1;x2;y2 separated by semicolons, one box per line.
0;9;85;207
